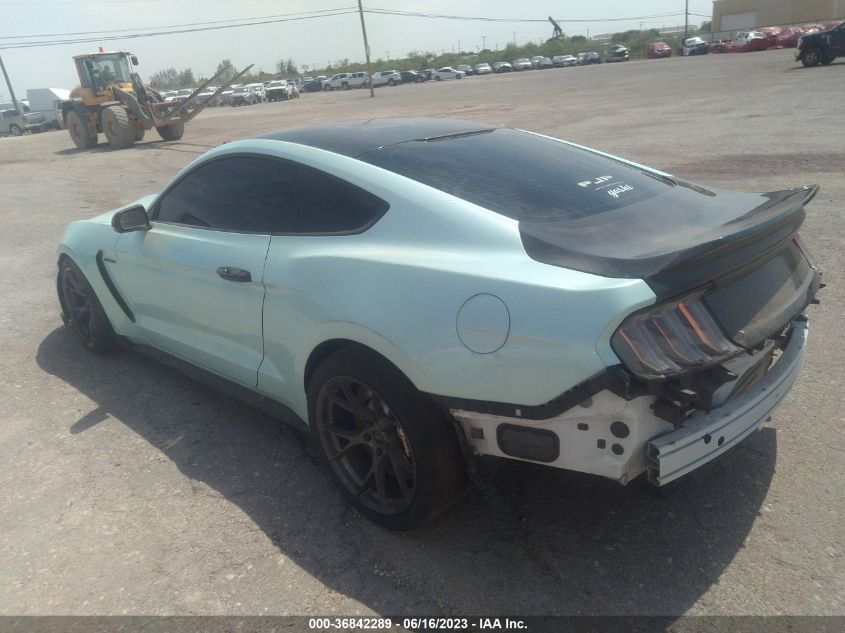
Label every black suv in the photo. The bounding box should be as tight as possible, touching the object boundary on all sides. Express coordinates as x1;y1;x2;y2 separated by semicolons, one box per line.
797;21;845;66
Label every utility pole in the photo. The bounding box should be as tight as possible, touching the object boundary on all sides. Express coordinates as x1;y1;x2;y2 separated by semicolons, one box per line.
684;0;689;42
0;53;21;112
513;31;517;46
458;38;461;53
482;35;487;50
357;0;375;98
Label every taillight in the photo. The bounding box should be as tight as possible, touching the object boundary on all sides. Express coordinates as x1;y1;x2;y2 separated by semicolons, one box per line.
611;291;744;380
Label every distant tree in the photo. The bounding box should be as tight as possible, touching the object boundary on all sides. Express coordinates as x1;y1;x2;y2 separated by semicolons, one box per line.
148;67;180;89
698;21;712;33
176;68;194;87
285;58;300;76
215;59;236;82
570;35;587;44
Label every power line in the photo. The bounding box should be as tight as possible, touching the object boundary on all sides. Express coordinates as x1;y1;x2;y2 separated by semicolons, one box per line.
0;10;359;49
1;7;357;40
0;6;713;51
364;8;711;23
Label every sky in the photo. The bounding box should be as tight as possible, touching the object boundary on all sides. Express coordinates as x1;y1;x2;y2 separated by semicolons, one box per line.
0;0;713;102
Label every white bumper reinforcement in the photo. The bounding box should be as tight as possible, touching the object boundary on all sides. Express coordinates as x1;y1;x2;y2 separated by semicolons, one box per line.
647;318;809;486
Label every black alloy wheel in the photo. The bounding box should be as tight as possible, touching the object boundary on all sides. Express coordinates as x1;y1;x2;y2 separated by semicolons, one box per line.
315;376;417;515
309;347;467;529
58;259;116;353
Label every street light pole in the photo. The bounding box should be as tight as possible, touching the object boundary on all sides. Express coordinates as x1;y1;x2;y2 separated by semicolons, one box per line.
357;0;375;98
0;53;21;112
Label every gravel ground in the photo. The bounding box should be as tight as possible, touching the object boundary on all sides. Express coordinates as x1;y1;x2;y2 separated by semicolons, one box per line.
0;48;843;617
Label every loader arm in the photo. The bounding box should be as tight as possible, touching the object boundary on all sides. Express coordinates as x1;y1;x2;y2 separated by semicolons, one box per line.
175;64;255;123
114;63;256;129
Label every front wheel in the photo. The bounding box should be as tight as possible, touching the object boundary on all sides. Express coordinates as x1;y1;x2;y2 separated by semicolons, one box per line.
802;47;823;67
309;348;467;530
58;258;117;354
8;123;21;136
101;105;134;149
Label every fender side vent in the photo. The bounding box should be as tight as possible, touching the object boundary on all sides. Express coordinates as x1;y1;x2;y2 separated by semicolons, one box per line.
96;251;135;323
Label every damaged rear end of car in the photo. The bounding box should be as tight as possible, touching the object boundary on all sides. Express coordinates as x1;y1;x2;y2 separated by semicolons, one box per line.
360;125;822;487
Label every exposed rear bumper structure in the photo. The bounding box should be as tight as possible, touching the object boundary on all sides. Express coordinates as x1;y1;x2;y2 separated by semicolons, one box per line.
451;318;809;486
647;318;808;486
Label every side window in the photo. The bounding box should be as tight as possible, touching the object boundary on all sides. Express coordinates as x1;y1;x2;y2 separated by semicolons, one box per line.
154;156;388;234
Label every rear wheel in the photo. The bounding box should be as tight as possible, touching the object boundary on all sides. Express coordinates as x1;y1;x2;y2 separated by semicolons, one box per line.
58;258;117;354
101;105;134;149
802;47;823;67
309;348;467;530
156;119;184;141
67;110;97;149
9;123;21;136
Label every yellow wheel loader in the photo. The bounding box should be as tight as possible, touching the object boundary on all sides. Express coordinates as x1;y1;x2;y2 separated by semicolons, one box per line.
62;51;252;150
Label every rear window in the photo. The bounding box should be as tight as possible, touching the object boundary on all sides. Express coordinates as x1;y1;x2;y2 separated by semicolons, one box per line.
358;127;666;221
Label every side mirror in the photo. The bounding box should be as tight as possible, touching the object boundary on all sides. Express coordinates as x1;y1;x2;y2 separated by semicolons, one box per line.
111;205;151;233
130;55;139;66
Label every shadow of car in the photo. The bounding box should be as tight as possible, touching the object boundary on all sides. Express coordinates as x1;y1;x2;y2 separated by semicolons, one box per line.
36;324;777;615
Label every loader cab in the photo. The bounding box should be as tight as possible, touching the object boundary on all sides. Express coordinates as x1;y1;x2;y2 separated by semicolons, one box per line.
74;52;136;104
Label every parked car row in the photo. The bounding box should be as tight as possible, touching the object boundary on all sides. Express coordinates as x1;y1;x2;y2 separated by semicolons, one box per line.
310;53;611;93
685;19;845;61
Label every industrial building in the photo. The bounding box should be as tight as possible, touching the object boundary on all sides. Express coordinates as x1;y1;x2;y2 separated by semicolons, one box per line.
713;0;845;32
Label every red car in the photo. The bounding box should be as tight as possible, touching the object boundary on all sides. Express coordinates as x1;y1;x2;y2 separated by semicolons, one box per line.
777;26;805;48
647;41;672;59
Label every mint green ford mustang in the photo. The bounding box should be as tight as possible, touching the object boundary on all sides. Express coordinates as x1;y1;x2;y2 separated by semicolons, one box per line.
57;118;820;528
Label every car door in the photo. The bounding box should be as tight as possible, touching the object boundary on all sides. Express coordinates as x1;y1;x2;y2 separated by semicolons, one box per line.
107;156;281;388
831;23;845;55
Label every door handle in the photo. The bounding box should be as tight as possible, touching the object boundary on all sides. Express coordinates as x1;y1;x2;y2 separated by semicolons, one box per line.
216;266;252;283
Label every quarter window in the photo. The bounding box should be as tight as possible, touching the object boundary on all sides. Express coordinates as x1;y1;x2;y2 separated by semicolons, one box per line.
154;156;388;234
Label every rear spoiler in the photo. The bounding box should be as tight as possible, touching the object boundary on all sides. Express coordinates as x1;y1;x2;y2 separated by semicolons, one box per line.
521;184;818;296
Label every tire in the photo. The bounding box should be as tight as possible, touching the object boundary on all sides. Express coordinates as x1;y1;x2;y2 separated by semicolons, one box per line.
156;119;184;141
323;84;331;91
134;127;145;141
101;105;134;149
57;257;117;354
66;110;97;149
388;79;396;86
342;82;349;90
456;74;462;79
309;347;467;530
9;123;21;136
802;47;823;67
435;76;441;81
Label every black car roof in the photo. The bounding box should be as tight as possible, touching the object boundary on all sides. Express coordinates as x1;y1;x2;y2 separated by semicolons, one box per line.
255;117;499;158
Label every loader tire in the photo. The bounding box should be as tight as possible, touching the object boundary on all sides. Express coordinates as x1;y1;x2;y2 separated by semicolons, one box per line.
134;127;145;141
67;110;97;149
156;119;184;141
101;105;135;149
